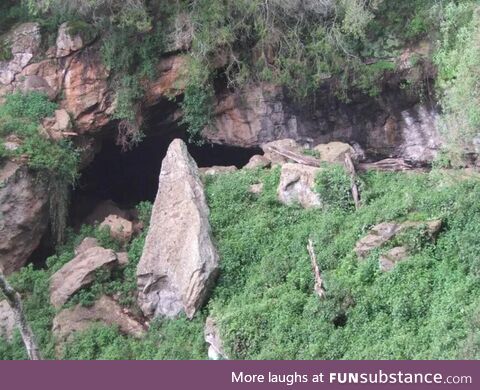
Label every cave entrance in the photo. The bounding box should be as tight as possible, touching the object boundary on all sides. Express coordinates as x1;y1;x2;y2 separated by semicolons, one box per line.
70;130;261;225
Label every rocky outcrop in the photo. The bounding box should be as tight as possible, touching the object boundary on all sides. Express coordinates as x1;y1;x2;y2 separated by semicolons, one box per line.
203;80;441;163
277;163;322;208
0;161;49;275
204;316;228;360
144;55;187;105
0;23;41;86
314;142;358;163
355;220;442;259
56;22;93;58
74;237;99;256
52;295;145;346
244;155;271;170
379;246;409;272
136;139;219;319
50;246;121;308
100;214;133;245
0;300;15;341
204;84;300;147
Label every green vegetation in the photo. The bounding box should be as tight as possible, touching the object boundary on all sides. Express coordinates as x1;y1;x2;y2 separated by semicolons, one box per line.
0;92;78;184
204;167;480;359
2;166;480;360
434;1;480;155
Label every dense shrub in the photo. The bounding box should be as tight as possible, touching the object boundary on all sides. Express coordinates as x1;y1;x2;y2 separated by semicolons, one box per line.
203;168;480;359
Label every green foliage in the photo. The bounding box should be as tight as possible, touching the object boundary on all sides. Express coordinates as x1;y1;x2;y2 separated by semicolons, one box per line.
0;92;79;185
203;168;480;359
180;57;214;143
0;39;13;62
434;1;480;152
316;164;356;210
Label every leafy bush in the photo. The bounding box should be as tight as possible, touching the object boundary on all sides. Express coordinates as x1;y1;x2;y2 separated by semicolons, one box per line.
0;92;79;185
316;164;356;210
434;1;480;154
204;168;480;359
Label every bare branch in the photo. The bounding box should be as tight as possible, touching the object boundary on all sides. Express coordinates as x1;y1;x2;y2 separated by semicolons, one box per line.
0;271;41;360
307;239;326;299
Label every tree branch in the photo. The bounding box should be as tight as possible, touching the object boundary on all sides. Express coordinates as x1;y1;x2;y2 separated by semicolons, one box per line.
0;271;41;360
307;239;326;299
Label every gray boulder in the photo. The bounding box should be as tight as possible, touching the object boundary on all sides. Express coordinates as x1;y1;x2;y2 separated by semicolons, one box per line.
136;139;219;319
50;247;120;308
277;163;322;208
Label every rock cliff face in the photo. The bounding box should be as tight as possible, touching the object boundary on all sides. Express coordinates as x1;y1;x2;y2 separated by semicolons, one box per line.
205;83;441;162
0;20;444;277
136;139;219;319
1;22;441;162
0;161;49;274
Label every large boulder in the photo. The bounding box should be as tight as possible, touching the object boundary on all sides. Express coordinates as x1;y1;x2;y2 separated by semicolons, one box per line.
50;246;120;308
0;161;49;275
136;139;219;319
52;295;145;346
0;301;15;341
277;163;322;208
314;142;358;163
100;214;133;245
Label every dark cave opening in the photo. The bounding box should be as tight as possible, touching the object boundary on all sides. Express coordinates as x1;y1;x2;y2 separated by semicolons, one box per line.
70;130;261;225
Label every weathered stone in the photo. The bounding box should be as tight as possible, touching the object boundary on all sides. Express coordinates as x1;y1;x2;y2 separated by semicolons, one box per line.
262;139;303;165
244;155;271;170
0;161;49;275
355;220;442;259
277;163;322;208
56;22;90;57
199;165;237;176
249;183;264;195
205;316;228;360
0;23;41;85
61;50;112;133
379;246;409;272
203;84;300;147
144;55;187;105
100;214;133;244
136;139;219;319
74;237;99;256
50;247;120;308
0;301;15;341
355;222;403;259
52;295;145;346
42;109;74;140
314;142;357;164
20;75;56;100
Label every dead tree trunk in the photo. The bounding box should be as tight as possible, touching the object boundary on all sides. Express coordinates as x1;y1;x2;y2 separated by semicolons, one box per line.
0;271;41;360
343;153;361;209
307;239;326;299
